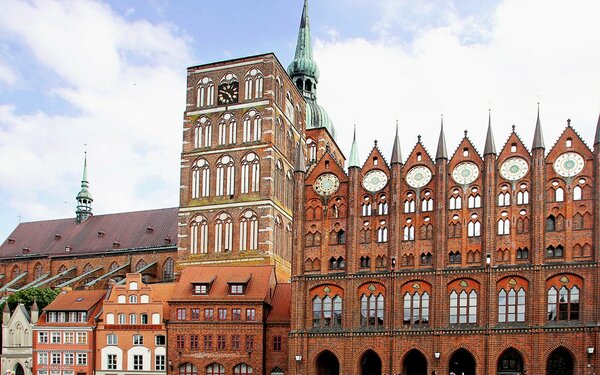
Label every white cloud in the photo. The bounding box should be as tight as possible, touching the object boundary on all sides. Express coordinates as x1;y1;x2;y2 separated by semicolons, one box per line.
0;0;190;237
315;0;600;164
0;62;17;85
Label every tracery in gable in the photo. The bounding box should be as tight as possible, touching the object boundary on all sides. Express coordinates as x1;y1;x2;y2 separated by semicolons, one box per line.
329;197;346;219
306;225;322;247
359;221;371;244
420;217;433;240
305;199;322;221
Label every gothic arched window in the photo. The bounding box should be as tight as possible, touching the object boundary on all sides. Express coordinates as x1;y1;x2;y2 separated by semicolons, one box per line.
197;77;214;108
191;158;210;199
218;113;236;145
190;215;208;254
241;152;260;194
239;210;259;251
216;155;235;196
194;117;211;148
214;212;233;253
449;280;478;324
163;258;174;281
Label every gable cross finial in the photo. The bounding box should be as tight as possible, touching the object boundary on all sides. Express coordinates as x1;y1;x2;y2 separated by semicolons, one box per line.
512;124;516;133
464;130;468;137
567;118;571;126
417;134;421;143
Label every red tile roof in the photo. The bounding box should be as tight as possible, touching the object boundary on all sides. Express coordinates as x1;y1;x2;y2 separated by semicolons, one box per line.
172;265;276;302
267;283;291;323
0;207;177;259
44;289;106;312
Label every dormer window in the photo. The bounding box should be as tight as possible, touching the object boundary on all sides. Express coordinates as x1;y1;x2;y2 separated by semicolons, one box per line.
194;284;209;295
230;284;244;295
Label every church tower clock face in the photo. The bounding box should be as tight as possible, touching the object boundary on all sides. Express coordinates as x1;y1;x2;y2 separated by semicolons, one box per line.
553;152;585;177
362;170;388;192
452;162;479;185
406;166;432;189
217;81;239;105
314;173;340;196
500;157;529;181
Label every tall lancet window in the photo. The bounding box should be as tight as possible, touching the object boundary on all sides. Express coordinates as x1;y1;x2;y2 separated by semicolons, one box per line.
241;152;260;194
216;155;235;196
191;158;210;198
215;213;233;253
190;215;208;254
239;210;259;251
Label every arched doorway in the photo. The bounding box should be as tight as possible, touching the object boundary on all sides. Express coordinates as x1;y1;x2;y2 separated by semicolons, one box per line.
14;363;24;375
403;349;427;375
497;348;524;375
547;347;574;375
360;350;382;375
316;350;340;375
449;348;476;375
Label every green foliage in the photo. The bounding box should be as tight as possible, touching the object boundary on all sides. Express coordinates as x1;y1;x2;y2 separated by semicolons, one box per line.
1;288;60;321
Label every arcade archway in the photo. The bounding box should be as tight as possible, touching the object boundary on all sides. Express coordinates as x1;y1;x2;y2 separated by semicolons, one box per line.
449;348;476;375
316;350;340;375
546;347;574;375
403;349;427;375
360;349;382;375
497;348;524;375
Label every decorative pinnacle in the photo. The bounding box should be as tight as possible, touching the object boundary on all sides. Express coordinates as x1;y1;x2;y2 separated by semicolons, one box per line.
390;121;402;164
532;102;545;150
436;117;448;160
348;125;360;168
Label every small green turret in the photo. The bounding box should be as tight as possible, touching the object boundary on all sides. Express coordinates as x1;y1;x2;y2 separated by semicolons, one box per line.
76;151;93;223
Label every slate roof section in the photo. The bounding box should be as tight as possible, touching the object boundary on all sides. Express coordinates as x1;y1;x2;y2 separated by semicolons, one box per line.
0;207;178;259
172;265;277;302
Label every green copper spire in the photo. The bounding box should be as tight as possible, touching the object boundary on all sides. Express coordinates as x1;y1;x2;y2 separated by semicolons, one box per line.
76;150;93;223
288;0;320;93
348;126;360;168
288;0;336;139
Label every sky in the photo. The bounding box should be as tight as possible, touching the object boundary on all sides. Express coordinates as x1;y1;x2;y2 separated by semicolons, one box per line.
0;0;599;240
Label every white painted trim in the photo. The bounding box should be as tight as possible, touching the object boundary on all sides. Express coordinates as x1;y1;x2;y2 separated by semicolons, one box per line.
179;200;292;221
188;59;265;74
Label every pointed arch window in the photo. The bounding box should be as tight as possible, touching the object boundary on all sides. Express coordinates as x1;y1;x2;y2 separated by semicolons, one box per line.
498;218;510;235
449;289;478;324
135;260;146;272
468;194;481;208
360;293;384;327
109;262;119;272
421;197;433;212
194;117;211;148
573;185;582;201
192;158;210;198
214;213;233;253
83;263;93;273
218;113;236;145
555;187;564;202
377;195;388;215
178;363;198;375
163;258;174;281
239;210;258;251
233;363;253;375
216;155;235;196
517;190;529;205
307;139;317;162
467;220;481;237
403;291;430;325
197;77;214;108
206;363;225;375
548;285;580;321
449;195;462;210
377;221;388;243
190;215;208;254
362;196;372;216
312;295;343;327
546;215;556;232
403;224;415;241
242;110;262;142
498;287;526;323
498;192;510;206
57;264;67;274
404;199;415;213
241;153;260;193
34;263;44;279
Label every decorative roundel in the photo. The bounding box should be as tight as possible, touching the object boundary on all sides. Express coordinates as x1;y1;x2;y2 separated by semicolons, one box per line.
553;152;585;178
406;166;432;189
313;173;340;196
362;170;388;192
452;162;480;185
500;157;529;181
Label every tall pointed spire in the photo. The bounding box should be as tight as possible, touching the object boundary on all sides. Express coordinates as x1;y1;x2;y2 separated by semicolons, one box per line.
390;121;402;164
532;103;545;150
348;126;360;168
76;149;93;223
436;115;448;159
294;142;306;172
595;110;600;145
484;109;496;155
288;0;319;100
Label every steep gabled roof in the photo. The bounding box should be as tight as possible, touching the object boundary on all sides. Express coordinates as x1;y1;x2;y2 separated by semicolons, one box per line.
267;283;291;323
44;290;106;312
0;207;178;259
